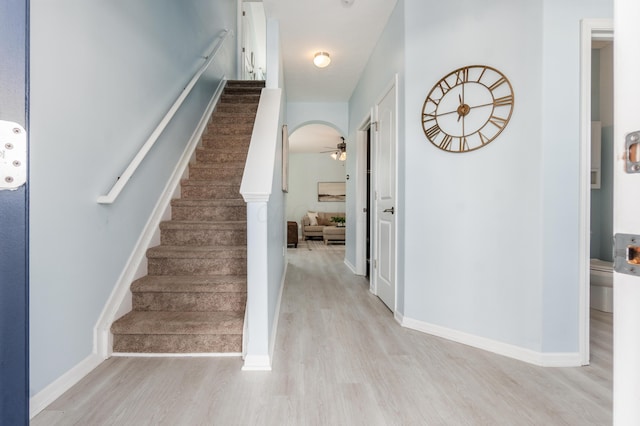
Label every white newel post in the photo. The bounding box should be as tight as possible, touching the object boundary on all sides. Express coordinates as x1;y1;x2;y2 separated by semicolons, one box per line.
239;88;282;370
242;199;272;370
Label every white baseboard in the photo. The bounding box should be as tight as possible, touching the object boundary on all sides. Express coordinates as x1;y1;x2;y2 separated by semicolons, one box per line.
344;258;357;274
242;354;272;371
269;262;287;360
111;352;241;358
401;316;581;367
30;353;103;419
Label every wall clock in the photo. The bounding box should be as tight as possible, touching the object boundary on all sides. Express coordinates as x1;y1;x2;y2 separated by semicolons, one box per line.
421;65;514;153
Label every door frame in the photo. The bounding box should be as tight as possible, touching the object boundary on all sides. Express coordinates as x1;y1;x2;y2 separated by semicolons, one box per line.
368;75;399;309
356;75;399;301
355;112;373;277
578;19;614;365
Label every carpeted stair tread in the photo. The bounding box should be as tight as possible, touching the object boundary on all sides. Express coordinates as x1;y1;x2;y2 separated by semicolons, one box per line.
190;159;246;168
111;311;243;335
147;245;246;259
131;275;246;293
181;179;240;186
160;221;246;246
171;199;246;208
160;220;246;229
171;199;246;221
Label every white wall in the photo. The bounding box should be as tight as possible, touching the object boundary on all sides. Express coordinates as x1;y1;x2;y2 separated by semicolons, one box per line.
29;0;237;396
286;153;346;226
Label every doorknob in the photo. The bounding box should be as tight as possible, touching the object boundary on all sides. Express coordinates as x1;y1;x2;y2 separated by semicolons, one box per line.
383;207;395;214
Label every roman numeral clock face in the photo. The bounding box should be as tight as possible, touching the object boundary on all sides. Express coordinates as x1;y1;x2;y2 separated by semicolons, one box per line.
421;65;514;152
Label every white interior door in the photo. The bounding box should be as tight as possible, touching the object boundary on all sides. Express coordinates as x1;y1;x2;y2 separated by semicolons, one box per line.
613;0;640;422
373;80;397;311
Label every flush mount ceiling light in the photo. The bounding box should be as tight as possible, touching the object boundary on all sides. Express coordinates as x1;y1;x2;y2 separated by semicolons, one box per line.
313;52;331;68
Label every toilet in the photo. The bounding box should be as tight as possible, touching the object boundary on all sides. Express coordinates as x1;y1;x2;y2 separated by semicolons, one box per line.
590;258;613;313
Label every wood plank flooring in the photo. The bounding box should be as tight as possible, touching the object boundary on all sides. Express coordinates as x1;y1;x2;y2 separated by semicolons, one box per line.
32;241;612;425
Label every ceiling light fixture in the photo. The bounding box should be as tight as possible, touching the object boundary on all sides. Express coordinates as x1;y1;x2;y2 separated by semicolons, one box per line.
313;52;331;68
330;137;347;161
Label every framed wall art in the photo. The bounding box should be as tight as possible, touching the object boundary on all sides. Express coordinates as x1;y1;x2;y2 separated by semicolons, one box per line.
318;181;346;202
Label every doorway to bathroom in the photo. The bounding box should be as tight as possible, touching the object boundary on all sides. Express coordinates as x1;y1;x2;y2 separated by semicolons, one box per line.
579;20;614;365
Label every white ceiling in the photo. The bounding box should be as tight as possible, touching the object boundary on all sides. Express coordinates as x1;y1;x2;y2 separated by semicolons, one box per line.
262;0;398;102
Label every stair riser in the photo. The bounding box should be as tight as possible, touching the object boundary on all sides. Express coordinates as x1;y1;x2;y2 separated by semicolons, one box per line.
195;150;246;164
215;103;258;114
113;334;242;353
210;115;256;126
188;167;243;181
180;184;241;200
207;124;254;135
220;94;261;104
223;87;263;95
226;80;265;87
133;292;247;312
148;257;247;276
171;205;246;221
201;133;251;145
201;142;250;153
161;228;246;246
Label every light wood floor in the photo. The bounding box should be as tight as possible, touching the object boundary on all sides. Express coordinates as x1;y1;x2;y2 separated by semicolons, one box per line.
32;241;612;425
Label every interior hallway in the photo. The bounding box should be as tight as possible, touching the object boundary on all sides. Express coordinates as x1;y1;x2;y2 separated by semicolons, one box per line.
32;240;612;425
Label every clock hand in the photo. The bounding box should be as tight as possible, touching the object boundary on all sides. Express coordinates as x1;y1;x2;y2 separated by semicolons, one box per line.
434;108;462;118
467;101;497;110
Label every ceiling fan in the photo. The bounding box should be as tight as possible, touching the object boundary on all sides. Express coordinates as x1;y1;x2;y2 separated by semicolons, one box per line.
321;137;347;161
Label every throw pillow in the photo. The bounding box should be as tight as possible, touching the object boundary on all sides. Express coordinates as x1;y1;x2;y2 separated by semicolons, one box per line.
307;211;318;226
317;217;330;226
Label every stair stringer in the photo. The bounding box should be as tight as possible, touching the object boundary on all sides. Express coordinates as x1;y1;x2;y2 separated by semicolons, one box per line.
93;77;228;359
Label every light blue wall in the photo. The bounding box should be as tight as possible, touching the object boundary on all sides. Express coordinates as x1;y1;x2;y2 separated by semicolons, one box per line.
403;0;544;350
348;0;405;308
286;153;346;224
287;102;349;135
265;17;287;355
267;95;286;340
29;0;237;396
540;0;612;352
347;0;612;355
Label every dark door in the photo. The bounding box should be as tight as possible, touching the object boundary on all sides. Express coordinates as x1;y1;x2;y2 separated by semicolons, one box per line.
0;0;29;423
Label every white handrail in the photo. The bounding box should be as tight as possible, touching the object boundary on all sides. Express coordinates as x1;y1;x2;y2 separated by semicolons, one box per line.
97;29;231;204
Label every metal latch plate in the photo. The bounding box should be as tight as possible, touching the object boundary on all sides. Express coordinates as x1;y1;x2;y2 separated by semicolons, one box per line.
614;233;640;277
625;131;640;173
0;120;27;190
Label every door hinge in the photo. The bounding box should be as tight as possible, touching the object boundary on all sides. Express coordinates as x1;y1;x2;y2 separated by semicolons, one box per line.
374;259;377;269
242;11;246;16
0;120;27;190
372;121;379;132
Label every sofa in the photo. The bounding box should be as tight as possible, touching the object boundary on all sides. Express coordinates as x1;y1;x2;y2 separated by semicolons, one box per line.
301;211;345;240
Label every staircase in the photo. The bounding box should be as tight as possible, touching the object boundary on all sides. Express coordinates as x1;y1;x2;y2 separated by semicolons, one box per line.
111;80;264;354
